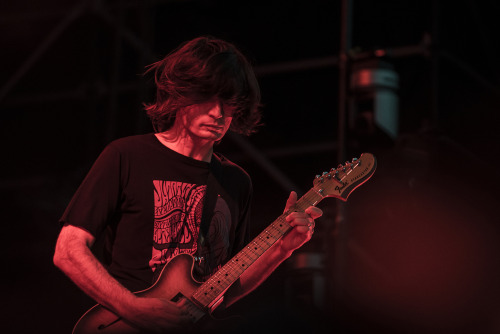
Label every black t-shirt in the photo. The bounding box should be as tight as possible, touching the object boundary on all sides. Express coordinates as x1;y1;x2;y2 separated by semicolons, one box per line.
60;134;252;292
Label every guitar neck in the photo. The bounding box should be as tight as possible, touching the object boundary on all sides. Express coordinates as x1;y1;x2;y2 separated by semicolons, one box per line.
192;188;324;310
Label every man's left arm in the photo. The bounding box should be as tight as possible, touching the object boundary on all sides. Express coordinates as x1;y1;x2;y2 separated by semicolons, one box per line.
223;191;322;307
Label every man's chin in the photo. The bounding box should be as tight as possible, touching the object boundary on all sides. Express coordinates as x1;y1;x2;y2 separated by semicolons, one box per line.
198;129;225;142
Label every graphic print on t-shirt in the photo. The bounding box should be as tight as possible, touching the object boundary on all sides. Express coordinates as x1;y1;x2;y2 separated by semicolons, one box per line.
192;196;232;281
149;180;206;272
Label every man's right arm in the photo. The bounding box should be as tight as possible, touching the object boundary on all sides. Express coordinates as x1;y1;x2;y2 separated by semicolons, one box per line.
53;224;190;332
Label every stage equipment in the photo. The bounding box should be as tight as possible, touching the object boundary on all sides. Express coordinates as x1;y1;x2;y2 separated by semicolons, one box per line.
350;59;399;139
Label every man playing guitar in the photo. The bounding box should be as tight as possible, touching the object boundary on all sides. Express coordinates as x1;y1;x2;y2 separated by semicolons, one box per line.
53;36;322;333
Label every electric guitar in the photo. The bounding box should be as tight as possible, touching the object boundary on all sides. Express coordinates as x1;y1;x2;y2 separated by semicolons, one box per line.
72;153;377;334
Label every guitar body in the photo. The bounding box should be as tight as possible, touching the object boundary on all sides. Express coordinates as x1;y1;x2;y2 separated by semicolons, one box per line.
73;254;204;334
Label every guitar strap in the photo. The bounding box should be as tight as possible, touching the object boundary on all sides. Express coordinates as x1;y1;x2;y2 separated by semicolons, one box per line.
151;155;224;285
199;153;223;238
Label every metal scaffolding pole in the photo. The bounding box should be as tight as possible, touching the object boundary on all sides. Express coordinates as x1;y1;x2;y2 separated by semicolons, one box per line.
337;0;352;165
105;4;125;144
431;0;440;130
332;0;353;318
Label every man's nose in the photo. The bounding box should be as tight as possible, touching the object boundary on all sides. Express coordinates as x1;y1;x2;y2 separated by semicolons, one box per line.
208;102;224;119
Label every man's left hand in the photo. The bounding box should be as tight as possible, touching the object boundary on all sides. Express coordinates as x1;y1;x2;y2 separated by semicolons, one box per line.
281;191;323;252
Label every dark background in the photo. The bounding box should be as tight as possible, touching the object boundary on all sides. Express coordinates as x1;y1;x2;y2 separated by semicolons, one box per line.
1;0;500;333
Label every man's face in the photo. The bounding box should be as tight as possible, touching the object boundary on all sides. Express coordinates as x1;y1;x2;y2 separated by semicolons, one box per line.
180;99;234;142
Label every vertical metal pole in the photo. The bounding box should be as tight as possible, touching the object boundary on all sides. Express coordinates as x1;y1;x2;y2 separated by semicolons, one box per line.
338;0;352;164
332;0;353;321
136;1;155;134
431;0;439;130
106;5;124;143
85;13;100;161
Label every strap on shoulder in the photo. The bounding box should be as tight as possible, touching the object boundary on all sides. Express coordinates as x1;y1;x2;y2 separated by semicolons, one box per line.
200;153;223;237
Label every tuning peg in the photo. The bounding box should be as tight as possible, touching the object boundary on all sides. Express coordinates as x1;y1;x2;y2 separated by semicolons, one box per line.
315;174;325;183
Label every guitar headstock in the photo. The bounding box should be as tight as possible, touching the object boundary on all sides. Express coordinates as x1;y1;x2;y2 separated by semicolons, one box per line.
313;153;376;201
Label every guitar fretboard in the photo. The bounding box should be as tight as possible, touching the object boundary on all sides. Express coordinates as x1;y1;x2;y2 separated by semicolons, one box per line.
192;188;324;309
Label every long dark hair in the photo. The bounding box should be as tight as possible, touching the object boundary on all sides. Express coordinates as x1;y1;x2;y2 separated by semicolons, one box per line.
144;36;262;135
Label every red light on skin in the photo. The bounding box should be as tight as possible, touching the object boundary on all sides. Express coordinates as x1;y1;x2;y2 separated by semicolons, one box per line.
375;49;386;57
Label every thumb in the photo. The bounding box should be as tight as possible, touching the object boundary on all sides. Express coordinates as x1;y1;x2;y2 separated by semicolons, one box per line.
284;191;298;214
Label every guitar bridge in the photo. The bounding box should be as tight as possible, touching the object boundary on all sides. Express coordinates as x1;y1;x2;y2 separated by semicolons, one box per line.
172;293;206;323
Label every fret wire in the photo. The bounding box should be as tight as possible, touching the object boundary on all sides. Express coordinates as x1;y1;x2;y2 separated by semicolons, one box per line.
273;219;290;233
211;274;230;288
307;189;324;204
248;242;259;254
265;228;280;239
300;193;315;207
246;244;259;256
268;224;281;235
250;240;265;254
235;253;249;265
240;248;254;260
195;261;239;301
268;226;282;237
257;233;273;245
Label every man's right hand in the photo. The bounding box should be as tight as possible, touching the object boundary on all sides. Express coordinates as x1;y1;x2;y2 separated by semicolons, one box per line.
54;225;194;333
122;296;193;333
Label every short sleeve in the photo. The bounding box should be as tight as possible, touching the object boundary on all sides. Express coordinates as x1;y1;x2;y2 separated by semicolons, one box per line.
59;144;122;237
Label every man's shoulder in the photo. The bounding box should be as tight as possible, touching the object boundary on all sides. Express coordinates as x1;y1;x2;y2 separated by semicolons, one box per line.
214;153;251;182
